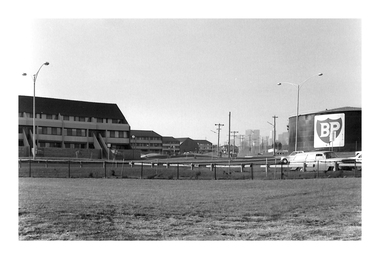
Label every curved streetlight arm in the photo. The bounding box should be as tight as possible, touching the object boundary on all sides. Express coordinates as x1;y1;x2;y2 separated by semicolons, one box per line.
277;73;323;88
34;62;50;82
298;73;323;88
278;82;299;87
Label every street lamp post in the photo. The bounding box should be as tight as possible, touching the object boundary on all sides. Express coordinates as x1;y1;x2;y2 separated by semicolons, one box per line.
277;73;323;151
22;62;50;160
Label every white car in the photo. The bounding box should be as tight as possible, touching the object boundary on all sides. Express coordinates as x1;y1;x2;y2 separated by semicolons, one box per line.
289;151;343;172
280;151;304;164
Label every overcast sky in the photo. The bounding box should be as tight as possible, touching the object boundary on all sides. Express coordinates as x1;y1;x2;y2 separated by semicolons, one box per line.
17;19;361;144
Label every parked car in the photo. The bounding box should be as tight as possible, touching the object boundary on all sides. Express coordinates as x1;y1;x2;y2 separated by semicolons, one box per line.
280;151;304;164
341;151;362;163
340;152;362;170
289;151;343;172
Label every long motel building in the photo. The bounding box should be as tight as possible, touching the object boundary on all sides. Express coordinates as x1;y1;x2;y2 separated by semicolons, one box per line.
18;95;136;159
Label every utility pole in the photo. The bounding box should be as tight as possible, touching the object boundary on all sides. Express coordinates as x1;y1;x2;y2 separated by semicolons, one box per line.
228;112;231;158
215;123;224;157
273;115;278;155
267;115;278;156
231;131;239;157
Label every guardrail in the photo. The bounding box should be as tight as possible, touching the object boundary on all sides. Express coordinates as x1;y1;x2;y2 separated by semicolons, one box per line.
18;158;361;180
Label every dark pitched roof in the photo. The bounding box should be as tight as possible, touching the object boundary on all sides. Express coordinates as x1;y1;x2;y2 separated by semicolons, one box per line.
176;137;193;142
162;136;180;142
131;130;162;138
195;139;212;145
19;95;128;123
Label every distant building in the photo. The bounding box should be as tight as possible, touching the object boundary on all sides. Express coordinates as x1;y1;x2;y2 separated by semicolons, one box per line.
195;139;212;153
130;130;163;154
176;138;199;153
18;95;133;159
162;136;180;155
278;131;289;145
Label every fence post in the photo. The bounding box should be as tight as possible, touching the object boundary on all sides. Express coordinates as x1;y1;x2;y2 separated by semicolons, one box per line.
29;160;31;177
140;163;143;179
265;158;268;178
354;160;357;177
104;161;107;178
333;161;338;171
68;160;71;178
280;163;283;179
250;163;254;180
121;159;125;179
176;164;179;180
214;164;217;180
316;161;319;178
274;158;277;179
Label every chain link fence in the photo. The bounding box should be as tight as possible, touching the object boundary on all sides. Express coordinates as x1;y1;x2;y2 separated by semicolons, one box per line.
18;159;361;180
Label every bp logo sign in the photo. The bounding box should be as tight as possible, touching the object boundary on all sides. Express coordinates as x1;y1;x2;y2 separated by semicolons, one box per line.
314;113;345;148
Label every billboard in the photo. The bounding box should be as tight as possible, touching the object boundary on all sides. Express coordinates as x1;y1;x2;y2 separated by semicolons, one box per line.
314;113;345;148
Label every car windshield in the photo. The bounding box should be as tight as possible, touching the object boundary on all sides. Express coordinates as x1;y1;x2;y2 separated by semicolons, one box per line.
325;152;337;159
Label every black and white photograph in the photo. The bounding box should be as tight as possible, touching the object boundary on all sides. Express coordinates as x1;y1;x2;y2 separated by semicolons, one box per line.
4;0;378;258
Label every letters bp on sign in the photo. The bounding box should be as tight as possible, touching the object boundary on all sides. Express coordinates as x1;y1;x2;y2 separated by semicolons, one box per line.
314;113;345;148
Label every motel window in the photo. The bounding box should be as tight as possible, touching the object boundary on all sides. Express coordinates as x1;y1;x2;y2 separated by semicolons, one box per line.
75;129;85;137
110;131;115;138
78;129;86;137
97;118;104;123
50;142;62;148
74;143;85;149
39;127;48;135
63;115;70;121
46;114;53;119
66;128;73;136
74;116;85;122
51;127;62;135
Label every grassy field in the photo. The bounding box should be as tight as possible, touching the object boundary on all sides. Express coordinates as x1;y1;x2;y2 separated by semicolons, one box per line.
19;177;361;240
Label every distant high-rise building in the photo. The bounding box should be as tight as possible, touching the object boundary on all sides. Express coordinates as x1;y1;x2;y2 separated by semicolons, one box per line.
278;132;289;145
